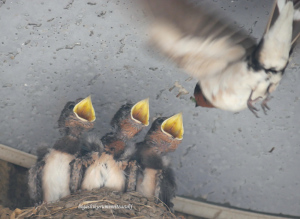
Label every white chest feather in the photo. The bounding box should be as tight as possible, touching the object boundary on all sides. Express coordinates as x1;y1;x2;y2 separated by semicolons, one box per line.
136;168;158;198
81;153;126;192
201;63;268;111
42;150;74;203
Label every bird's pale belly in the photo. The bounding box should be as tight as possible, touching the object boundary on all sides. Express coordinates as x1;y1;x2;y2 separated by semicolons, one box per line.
201;71;269;112
204;87;267;112
42;150;74;202
81;153;125;192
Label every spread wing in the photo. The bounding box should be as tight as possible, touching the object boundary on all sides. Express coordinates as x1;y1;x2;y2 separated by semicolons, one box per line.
142;0;257;80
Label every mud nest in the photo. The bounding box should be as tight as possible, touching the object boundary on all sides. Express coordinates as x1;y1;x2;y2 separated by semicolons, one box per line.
10;188;176;219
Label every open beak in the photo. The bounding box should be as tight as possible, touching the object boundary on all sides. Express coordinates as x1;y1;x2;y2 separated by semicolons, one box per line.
161;113;184;140
131;98;150;126
73;95;96;122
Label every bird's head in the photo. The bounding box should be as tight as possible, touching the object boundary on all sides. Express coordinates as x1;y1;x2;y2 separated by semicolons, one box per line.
58;96;96;136
146;113;184;155
136;113;184;169
110;98;150;140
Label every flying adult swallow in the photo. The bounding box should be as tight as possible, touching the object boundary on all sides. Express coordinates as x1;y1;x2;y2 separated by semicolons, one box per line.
28;96;96;203
141;0;300;117
135;113;184;210
70;98;150;193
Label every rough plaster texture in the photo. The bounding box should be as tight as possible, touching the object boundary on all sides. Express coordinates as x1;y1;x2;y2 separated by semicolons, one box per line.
0;0;299;217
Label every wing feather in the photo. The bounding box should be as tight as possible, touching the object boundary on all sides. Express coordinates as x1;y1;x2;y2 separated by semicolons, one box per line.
143;0;256;80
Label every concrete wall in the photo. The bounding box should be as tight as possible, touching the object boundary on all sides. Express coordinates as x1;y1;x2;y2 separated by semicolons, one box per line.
0;0;299;217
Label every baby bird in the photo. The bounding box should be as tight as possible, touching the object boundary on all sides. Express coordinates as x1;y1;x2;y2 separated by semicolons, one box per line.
69;98;150;193
142;0;300;117
135;113;184;210
28;96;96;203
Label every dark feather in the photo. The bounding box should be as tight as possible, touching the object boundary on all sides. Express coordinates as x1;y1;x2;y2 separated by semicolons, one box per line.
80;134;104;156
69;153;96;193
101;132;127;160
28;160;45;203
158;166;177;211
124;160;139;192
36;147;49;162
57;101;76;136
110;103;133;131
135;141;163;170
53;136;81;155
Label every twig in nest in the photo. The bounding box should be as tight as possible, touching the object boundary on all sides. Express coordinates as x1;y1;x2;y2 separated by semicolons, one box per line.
154;196;176;218
35;206;78;217
79;199;106;205
130;201;153;209
76;195;103;202
44;205;50;213
63;206;78;211
110;209;116;219
48;207;63;211
102;199;116;205
13;208;35;219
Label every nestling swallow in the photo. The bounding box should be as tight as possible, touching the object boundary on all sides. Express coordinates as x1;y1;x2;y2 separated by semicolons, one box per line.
141;0;300;117
71;98;150;193
135;113;184;210
110;98;150;140
28;96;96;203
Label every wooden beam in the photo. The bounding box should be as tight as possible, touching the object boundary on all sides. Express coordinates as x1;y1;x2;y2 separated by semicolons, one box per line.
173;197;290;219
0;144;37;168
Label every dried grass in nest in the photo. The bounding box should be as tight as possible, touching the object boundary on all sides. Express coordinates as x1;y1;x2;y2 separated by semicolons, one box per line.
0;205;13;219
10;188;176;219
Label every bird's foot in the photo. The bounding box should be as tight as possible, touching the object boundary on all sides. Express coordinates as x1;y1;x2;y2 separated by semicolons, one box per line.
261;95;273;115
247;90;262;118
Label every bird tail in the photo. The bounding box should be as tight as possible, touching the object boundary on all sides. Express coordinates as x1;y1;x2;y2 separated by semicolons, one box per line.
257;0;299;71
292;0;300;45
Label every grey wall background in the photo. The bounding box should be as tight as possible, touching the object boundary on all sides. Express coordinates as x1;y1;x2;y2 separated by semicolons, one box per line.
0;0;299;217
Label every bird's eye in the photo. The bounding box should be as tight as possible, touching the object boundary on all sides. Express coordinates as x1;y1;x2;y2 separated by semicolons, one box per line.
110;147;115;151
68;104;75;109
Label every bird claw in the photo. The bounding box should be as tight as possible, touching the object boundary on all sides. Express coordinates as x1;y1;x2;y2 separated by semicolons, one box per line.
247;90;262;118
248;104;260;118
261;95;273;115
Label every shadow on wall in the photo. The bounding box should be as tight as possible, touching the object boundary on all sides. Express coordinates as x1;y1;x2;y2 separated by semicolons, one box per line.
0;160;31;209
